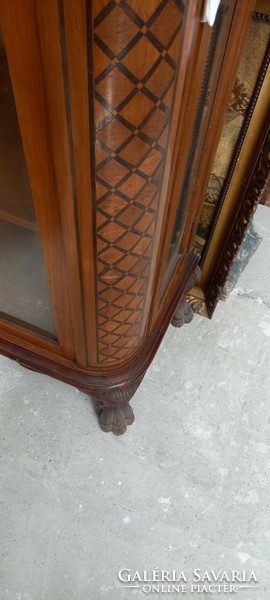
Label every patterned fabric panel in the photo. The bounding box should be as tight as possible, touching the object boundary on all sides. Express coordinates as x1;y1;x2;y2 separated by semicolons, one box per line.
195;16;270;255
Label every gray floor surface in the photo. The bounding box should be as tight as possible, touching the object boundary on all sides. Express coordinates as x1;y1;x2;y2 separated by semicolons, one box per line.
0;205;270;600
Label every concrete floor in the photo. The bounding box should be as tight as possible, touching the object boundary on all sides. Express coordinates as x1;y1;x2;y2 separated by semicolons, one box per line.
0;205;270;600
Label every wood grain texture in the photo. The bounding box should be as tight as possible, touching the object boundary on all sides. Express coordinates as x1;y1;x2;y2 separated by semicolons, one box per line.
181;0;257;255
62;0;98;366
0;39;37;231
0;0;75;358
89;0;187;363
0;0;265;436
150;3;222;311
0;249;199;392
148;0;256;328
0;0;199;376
35;0;88;366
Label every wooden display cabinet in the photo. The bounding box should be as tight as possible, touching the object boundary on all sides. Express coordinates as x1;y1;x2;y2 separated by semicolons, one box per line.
0;0;267;434
188;0;270;317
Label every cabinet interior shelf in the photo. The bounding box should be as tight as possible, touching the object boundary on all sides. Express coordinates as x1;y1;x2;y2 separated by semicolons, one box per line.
0;42;37;233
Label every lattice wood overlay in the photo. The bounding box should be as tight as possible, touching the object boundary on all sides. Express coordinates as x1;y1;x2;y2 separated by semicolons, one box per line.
91;0;185;362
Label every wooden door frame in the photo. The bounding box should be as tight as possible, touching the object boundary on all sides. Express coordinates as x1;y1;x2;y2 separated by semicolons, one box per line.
0;0;88;364
147;0;256;331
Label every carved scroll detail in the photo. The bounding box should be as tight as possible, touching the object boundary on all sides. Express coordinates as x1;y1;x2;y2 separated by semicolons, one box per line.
91;378;142;409
185;294;209;318
201;128;270;316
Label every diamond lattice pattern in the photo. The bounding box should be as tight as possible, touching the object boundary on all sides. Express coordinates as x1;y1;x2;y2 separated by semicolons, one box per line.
92;0;185;362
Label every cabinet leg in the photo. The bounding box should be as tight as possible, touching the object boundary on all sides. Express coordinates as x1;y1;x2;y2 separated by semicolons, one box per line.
91;378;142;436
171;298;194;327
171;265;201;328
98;401;134;436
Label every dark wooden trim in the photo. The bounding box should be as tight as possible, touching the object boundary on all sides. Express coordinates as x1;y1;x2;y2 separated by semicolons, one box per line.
85;0;99;362
188;123;270;317
0;312;58;343
62;0;98;366
58;0;89;365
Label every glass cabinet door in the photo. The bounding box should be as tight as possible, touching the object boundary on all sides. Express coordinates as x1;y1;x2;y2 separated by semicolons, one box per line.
0;24;56;336
165;1;230;273
157;0;256;301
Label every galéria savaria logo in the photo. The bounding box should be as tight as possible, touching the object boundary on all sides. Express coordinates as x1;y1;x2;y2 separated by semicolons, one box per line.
118;569;259;594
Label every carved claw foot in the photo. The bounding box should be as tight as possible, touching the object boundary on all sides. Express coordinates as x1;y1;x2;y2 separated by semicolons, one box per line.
98;401;134;436
90;378;142;435
172;264;201;328
171;298;194;327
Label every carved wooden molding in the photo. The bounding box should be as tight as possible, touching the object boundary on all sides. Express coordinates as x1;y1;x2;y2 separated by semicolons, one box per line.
188;126;270;317
200;12;270;265
90;377;143;409
97;401;135;436
185;293;209;318
253;12;270;24
91;376;143;435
